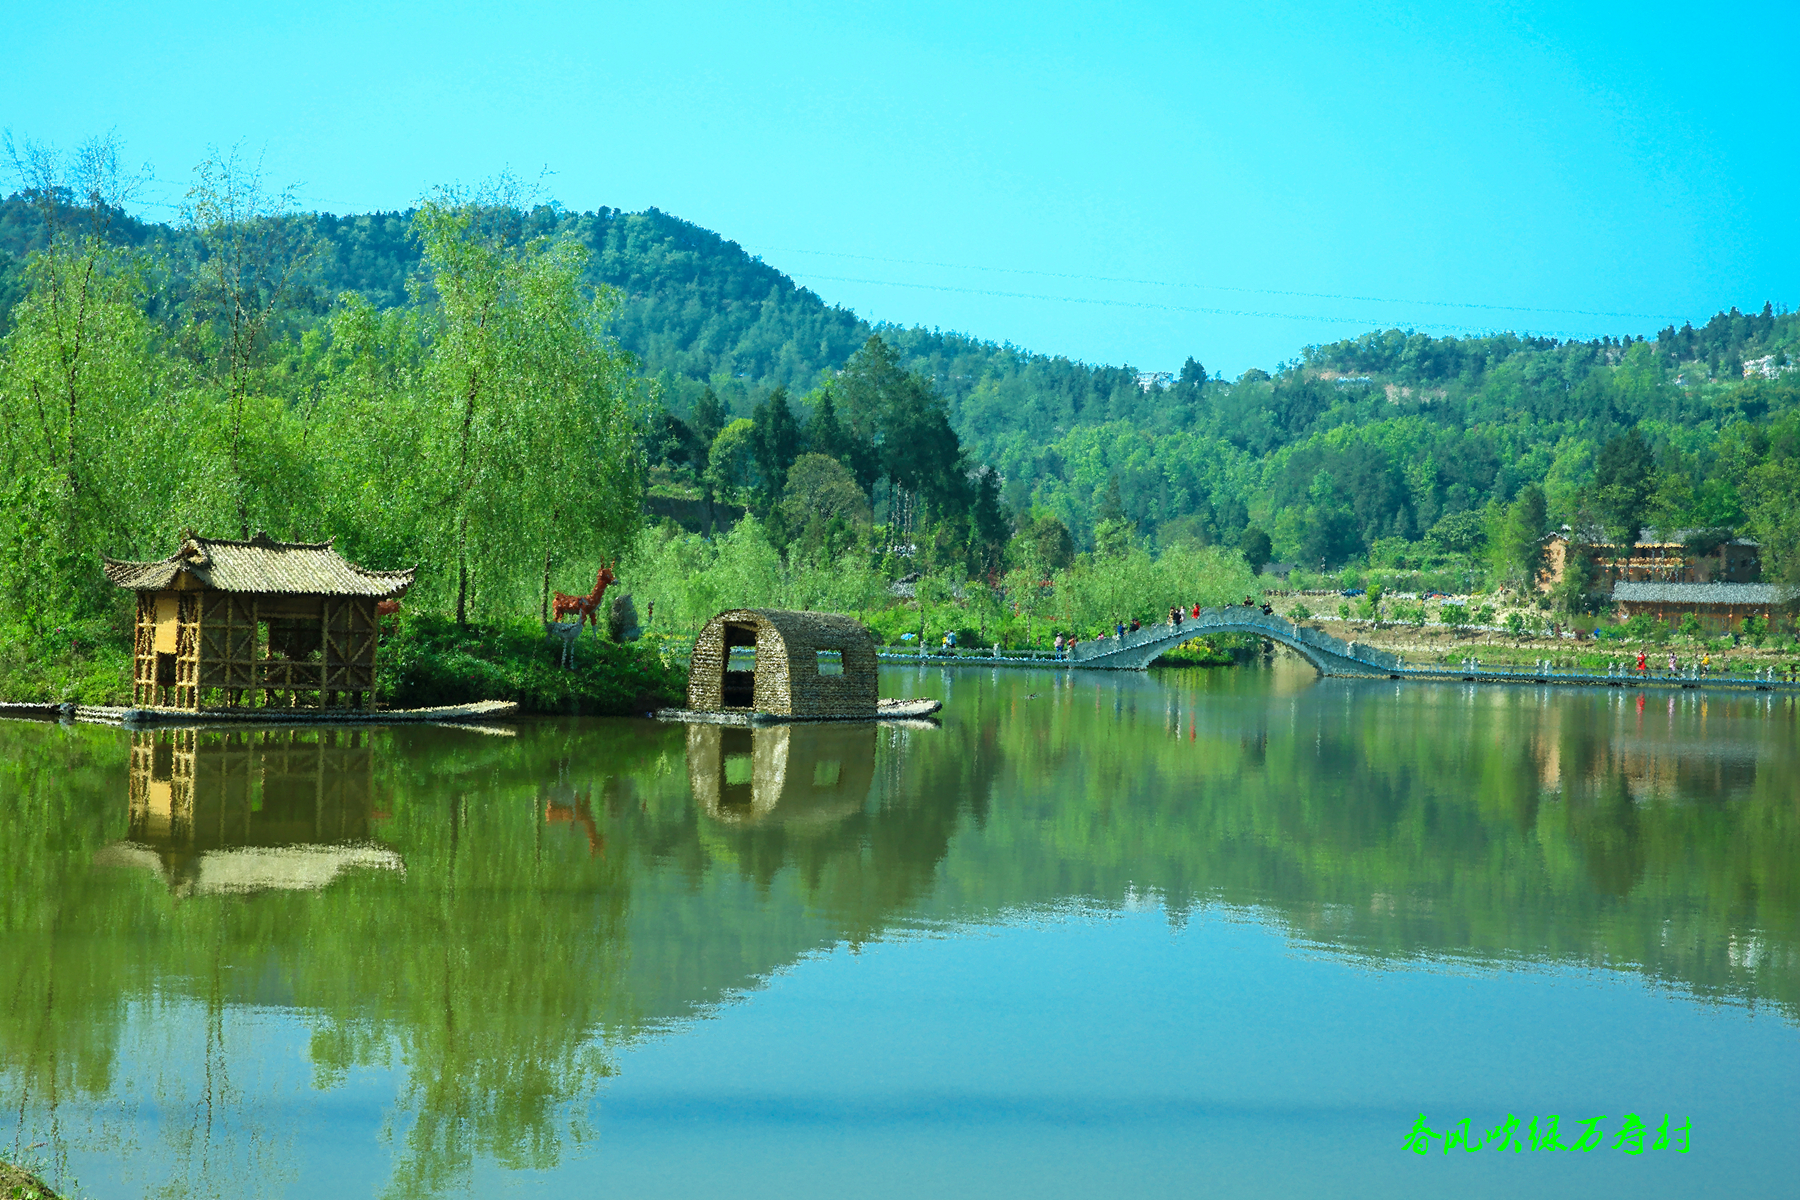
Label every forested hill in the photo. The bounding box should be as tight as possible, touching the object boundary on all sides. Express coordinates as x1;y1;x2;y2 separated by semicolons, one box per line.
0;195;1150;424
2;193;1797;574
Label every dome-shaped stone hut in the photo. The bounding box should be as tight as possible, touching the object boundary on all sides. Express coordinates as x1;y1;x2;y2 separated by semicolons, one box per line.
685;723;876;826
686;609;879;718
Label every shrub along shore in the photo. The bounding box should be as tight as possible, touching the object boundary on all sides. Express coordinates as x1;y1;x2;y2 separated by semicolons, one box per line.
0;609;687;717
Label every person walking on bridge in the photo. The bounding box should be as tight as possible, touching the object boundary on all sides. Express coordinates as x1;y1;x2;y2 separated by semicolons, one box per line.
1636;650;1648;676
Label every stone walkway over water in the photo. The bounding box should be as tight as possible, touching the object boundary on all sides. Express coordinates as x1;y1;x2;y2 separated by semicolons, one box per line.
879;606;1800;695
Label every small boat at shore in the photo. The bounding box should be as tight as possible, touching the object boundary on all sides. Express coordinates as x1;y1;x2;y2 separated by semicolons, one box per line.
655;696;942;727
0;699;519;728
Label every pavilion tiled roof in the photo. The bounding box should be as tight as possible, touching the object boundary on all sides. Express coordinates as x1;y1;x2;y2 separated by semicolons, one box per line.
1612;582;1796;606
103;532;415;598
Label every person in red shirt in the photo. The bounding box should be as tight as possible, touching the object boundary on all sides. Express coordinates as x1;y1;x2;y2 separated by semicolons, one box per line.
1636;650;1647;675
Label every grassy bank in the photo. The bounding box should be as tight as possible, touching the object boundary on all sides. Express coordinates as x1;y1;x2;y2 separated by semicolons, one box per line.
0;611;688;716
1;1159;59;1199
0;611;136;706
378;614;686;715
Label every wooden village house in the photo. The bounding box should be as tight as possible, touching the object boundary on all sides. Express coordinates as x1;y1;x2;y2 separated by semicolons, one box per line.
104;532;414;712
1611;582;1799;635
1540;530;1762;593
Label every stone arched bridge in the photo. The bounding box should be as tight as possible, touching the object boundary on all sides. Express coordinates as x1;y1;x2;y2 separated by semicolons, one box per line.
1066;607;1403;675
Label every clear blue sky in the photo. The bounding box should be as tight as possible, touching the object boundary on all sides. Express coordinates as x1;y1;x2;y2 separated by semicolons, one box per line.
6;0;1795;375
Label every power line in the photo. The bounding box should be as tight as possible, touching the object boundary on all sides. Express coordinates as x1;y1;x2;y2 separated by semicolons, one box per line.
790;272;1597;339
53;186;1668;339
753;245;1681;324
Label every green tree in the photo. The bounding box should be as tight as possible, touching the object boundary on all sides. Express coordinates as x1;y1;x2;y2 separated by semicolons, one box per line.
1492;484;1549;591
689;386;726;447
750;386;803;509
1238;525;1273;574
686;386;727;507
1092;475;1135;558
779;453;870;561
182;147;314;537
0;134;165;613
1647;449;1696;532
802;385;846;462
1011;513;1074;574
1549;550;1603;616
969;467;1010;580
1426;510;1488;558
707;418;757;502
883;379;964;519
1740;417;1800;586
1591;428;1656;546
409;185;640;626
836;334;964;520
834;334;907;494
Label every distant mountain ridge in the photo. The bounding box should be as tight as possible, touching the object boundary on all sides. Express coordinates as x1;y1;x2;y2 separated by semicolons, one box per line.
2;194;1795;567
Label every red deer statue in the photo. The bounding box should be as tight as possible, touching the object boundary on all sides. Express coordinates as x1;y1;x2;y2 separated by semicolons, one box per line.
551;565;616;633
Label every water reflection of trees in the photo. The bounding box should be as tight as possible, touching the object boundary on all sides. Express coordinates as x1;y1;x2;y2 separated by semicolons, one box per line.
2;680;1797;1195
927;672;1799;1018
1;724;642;1198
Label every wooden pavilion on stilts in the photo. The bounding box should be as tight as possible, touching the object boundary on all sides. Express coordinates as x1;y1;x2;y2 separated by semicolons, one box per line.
104;532;415;713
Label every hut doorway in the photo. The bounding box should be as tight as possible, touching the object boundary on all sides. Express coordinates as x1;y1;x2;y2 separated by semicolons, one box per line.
718;727;754;812
722;623;758;708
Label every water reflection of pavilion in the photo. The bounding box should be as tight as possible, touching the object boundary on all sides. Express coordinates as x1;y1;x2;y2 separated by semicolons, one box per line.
98;728;402;896
687;723;876;827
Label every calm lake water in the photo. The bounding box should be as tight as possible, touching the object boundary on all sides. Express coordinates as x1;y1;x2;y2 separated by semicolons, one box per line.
3;661;1797;1198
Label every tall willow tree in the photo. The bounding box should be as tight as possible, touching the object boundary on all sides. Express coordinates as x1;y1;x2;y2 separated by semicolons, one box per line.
0;135;164;615
410;189;641;625
299;293;434;572
181;148;313;538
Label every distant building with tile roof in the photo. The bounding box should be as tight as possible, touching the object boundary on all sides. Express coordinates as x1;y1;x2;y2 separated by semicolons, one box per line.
1540;529;1761;595
1612;581;1798;634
